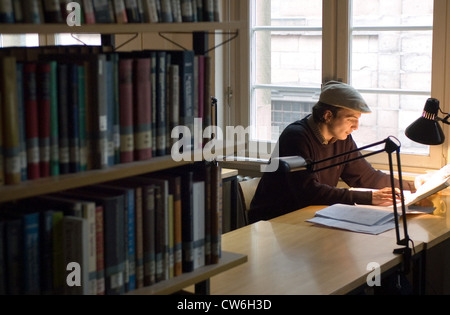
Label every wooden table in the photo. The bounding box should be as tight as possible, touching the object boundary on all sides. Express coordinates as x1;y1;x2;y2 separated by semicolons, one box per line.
208;218;423;294
207;189;450;295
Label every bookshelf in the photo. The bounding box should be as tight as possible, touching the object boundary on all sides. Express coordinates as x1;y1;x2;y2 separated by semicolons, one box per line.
0;5;247;295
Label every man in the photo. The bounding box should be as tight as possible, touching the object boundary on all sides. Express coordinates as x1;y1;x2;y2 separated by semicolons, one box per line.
249;81;415;223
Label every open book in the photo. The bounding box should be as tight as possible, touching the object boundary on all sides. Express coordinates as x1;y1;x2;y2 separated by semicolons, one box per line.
404;164;450;206
349;163;450;207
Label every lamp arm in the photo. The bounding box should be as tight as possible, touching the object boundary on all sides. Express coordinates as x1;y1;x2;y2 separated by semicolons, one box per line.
437;114;450;125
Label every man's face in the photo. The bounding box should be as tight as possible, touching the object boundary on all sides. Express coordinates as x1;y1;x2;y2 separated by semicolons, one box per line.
326;108;361;141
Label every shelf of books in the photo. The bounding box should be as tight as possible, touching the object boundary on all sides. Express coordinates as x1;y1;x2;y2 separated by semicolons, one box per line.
0;21;244;35
0;1;248;296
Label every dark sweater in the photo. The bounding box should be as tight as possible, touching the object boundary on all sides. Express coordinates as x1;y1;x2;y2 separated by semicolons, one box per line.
249;115;414;223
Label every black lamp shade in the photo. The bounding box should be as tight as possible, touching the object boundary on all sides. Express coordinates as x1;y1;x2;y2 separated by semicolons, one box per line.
405;98;445;145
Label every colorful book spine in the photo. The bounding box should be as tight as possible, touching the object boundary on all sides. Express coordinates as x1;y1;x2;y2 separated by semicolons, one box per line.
37;62;51;178
68;63;81;173
1;57;21;185
113;0;128;23
118;56;134;163
16;62;28;182
169;50;195;153
133;56;152;161
57;63;70;175
210;161;222;263
95;205;106;295
24;62;41;180
155;51;167;157
82;0;96;24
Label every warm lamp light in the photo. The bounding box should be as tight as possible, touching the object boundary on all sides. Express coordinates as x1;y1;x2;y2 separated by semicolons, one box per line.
405;98;447;145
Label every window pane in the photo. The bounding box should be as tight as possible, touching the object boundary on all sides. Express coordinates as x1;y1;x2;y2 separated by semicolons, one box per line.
255;0;322;27
254;30;322;86
54;34;101;46
350;0;433;156
352;0;433;27
251;0;322;143
0;34;39;47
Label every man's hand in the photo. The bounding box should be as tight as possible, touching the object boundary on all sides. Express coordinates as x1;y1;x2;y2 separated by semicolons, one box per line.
372;187;401;206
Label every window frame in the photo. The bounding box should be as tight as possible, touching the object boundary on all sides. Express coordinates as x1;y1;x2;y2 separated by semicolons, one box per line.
235;0;450;173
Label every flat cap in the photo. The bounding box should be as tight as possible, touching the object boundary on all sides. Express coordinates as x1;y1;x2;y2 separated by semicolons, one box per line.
319;81;371;113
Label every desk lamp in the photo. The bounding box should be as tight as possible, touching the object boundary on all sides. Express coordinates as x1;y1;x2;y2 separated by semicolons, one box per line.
405;98;447;145
273;136;411;272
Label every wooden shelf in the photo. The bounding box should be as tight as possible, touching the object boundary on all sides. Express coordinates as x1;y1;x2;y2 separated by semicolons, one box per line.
0;21;244;34
0;155;193;203
127;251;247;295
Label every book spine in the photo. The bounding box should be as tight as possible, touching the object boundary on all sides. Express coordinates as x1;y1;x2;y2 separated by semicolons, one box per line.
0;0;15;23
82;202;98;295
210;161;222;263
181;170;194;272
23;0;44;23
168;64;180;153
5;219;23;294
57;63;70;175
143;0;158;23
180;0;193;22
95;205;106;295
52;211;64;294
95;55;109;169
82;0;96;24
92;0;115;23
142;185;156;285
12;1;23;22
192;180;205;269
78;64;88;171
68;63;81;173
170;50;195;152
119;58;135;163
133;57;152;161
23;212;40;295
156;51;167;157
16;62;28;182
1;57;21;185
170;0;182;22
37;62;51;178
105;59;115;167
171;176;182;276
113;0;128;23
49;61;60;176
124;0;141;22
42;0;63;22
134;186;144;288
202;0;213;21
153;185;164;282
150;52;157;157
39;210;55;294
195;0;203;22
24;62;41;180
160;0;173;22
125;189;136;291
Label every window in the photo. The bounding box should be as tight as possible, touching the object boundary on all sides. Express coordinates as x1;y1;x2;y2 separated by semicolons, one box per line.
0;34;39;47
248;0;447;171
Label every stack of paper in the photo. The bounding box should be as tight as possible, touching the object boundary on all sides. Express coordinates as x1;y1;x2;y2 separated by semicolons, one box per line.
306;204;397;235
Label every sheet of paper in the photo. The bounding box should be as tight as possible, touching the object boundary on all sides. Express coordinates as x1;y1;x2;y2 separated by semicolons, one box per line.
307;216;396;235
